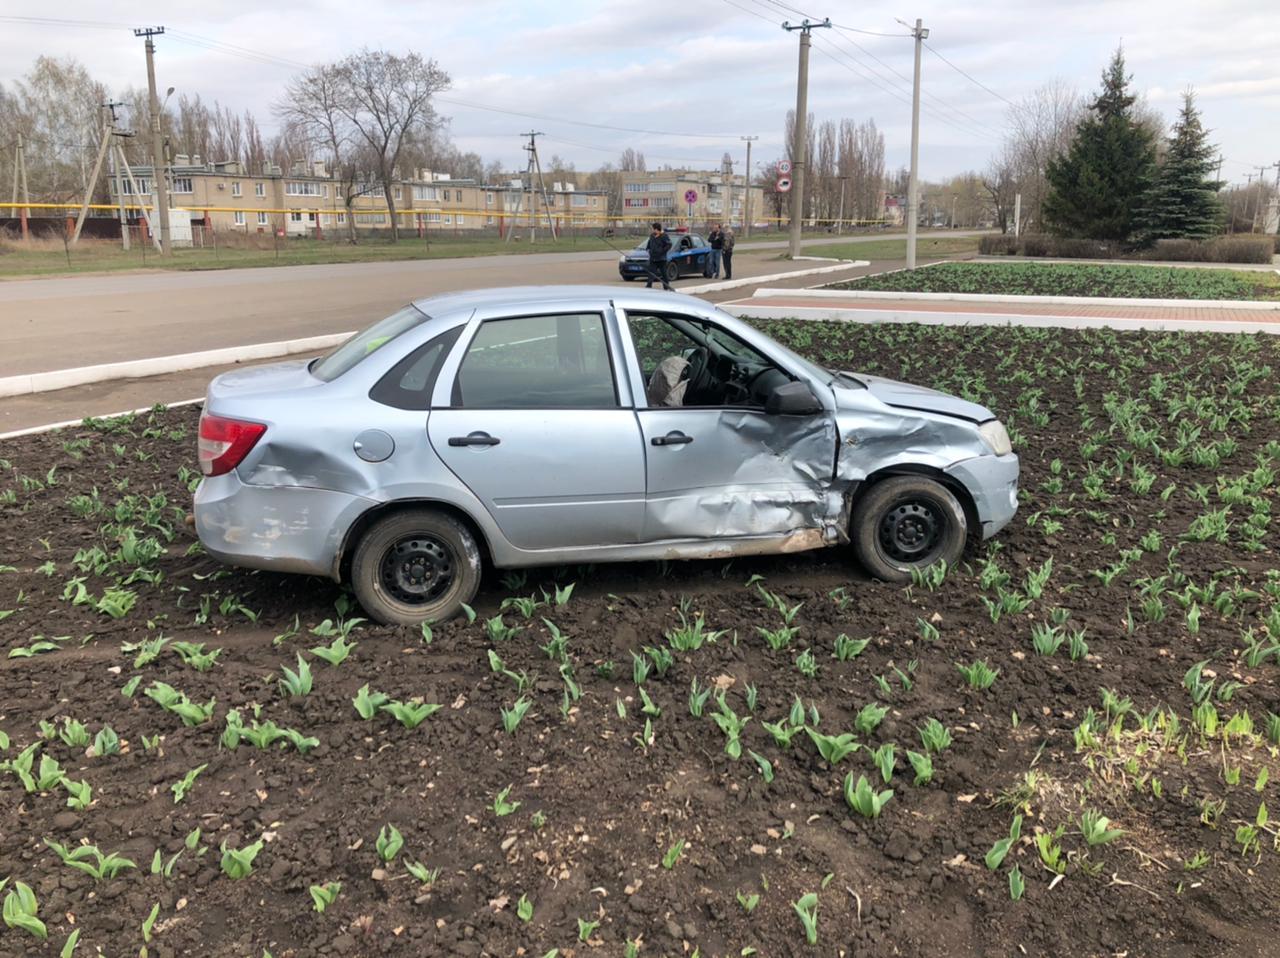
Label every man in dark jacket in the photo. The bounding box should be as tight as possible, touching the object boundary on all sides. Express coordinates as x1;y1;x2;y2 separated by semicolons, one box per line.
722;227;736;279
707;224;724;278
644;222;673;290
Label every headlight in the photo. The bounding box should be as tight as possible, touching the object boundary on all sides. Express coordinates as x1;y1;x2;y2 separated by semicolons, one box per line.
618;254;626;263
978;419;1012;456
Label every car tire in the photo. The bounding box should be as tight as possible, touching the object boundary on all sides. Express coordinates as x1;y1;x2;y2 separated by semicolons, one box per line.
351;509;482;625
851;476;967;582
664;261;679;284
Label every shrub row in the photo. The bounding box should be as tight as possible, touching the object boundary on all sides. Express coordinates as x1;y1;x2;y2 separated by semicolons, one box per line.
979;233;1275;264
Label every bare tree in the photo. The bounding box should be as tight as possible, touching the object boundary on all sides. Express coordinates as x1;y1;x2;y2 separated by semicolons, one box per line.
999;79;1081;232
619;148;646;172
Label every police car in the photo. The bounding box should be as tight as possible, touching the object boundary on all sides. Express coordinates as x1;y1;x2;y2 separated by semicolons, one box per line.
617;229;714;283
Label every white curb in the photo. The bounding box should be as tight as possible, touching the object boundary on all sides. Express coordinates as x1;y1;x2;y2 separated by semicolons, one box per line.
723;303;1280;335
748;286;1280;310
0;332;353;400
0;397;206;440
682;260;868;294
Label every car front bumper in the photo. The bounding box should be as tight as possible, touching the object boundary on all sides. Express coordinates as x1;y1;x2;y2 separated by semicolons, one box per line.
619;259;650;278
193;472;376;580
944;453;1020;539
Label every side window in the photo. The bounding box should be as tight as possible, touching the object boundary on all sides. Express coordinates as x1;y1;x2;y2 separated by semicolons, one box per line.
628;313;785;409
369;327;461;410
454;313;616;409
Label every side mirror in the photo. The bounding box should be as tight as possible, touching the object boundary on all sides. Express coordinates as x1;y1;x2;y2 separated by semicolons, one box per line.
766;380;822;416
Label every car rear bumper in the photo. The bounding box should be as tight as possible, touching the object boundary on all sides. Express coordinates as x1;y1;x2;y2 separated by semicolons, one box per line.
193;472;375;580
945;453;1019;539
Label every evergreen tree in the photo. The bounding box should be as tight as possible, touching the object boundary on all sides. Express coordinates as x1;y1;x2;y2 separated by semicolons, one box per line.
1134;91;1223;241
1043;48;1157;241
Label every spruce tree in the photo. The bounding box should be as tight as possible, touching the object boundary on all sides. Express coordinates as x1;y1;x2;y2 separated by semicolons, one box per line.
1043;48;1157;242
1134;91;1223;242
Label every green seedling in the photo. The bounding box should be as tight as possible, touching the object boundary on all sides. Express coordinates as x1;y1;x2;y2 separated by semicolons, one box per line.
279;653;313;696
833;633;870;660
170;640;222;671
501;697;532;734
665;610;725;651
540;619;568;661
44;838;137;881
59;717;90;748
309;633;357;666
805;728;859;765
171;764;207;805
854;702;888;736
502;594;544;618
577;917;601;942
984;815;1023;870
745;683;759;712
662;838;686;869
310;882;341;914
1030;623;1064;656
1079;808;1124;846
844;773;893;818
63;778;92;810
2;880;47;940
795;648;818;678
736;891;760;914
711;692;750;759
1035;829;1066;874
917;618;941;643
493;784;521;817
688;677;712;717
757;624;799;650
517;893;533;922
792;892;819;945
1183;850;1210;871
550;582;575;607
918;718;952;754
121;675;142;697
638;686;661;717
381;699;443;730
631;650;651;685
910;558;949;590
762;716;803;749
1009;865;1025;901
872;742;896;784
405;861;441;886
906;749;933;785
956;659;999;691
644;644;674;677
219;838;264;879
749;750;775;783
150;847;183;878
376;825;404;862
310;616;364;639
352;684;390;719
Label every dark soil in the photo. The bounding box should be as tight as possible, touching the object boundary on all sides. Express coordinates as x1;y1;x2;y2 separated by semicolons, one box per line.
826;261;1280;300
1;322;1278;958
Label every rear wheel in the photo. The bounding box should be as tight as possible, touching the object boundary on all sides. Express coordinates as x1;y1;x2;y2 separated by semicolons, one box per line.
851;476;966;582
351;509;481;625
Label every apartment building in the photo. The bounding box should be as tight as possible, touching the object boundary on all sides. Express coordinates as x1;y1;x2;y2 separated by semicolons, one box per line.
619;170;766;228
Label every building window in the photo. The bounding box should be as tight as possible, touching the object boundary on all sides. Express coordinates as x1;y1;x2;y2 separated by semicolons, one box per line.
413;185;438;201
355;213;386;224
624;183;647;193
255;183;265;197
571;194;590;207
171;177;193;194
651;196;674;209
648;181;675;192
394;186;402;201
486;215;494;225
231;181;241;197
257;212;268;226
623;198;650;208
444;214;452;224
120;177;150;195
337;212;347;224
426;212;441;223
233;211;245;226
290;212;303;222
456;215;464;226
286;181;323;196
486;193;494;205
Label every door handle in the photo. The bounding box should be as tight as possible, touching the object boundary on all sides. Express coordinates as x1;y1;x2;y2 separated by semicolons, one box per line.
652;432;693;446
448;432;500;447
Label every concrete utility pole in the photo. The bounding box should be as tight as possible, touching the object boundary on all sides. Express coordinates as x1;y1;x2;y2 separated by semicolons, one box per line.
903;17;929;268
836;175;848;235
71;105;115;245
523;131;557;242
136;26;171;255
15;132;31;240
950;193;958;229
740;135;757;237
105;102;131;250
1254;165;1269;232
782;17;830;258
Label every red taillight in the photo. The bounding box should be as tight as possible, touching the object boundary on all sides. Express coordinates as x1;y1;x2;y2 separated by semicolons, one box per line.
199;413;267;477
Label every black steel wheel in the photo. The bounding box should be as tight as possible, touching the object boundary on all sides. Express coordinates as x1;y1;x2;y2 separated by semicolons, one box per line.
351;509;481;625
664;261;679;283
851;476;967;581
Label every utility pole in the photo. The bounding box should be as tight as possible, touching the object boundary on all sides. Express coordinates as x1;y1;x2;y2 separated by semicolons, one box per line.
950;193;958;229
135;26;171;255
740;135;757;237
1254;165;1269;233
836;175;848;235
902;17;929;268
782;17;830;258
522;131;557;242
15;132;31;241
105;102;131;250
71;105;115;245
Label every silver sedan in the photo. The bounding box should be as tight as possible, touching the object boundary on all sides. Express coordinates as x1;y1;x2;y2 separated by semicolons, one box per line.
194;286;1019;624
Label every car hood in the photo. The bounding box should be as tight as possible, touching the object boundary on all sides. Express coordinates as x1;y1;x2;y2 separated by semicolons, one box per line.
835;372;993;423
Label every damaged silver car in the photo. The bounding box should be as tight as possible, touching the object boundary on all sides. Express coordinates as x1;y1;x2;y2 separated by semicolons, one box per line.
194;286;1019;624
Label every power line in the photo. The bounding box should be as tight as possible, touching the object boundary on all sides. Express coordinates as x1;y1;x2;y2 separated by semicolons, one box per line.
922;40;1017;108
720;0;783;26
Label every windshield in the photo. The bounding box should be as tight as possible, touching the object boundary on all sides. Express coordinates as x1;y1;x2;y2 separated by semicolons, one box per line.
311;305;431;382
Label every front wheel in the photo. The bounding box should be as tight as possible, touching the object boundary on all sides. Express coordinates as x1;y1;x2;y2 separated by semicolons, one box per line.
851;476;967;582
664;261;679;284
351;509;482;625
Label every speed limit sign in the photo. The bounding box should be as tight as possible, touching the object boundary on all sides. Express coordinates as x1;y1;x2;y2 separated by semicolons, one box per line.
778;160;792;174
776;176;793;193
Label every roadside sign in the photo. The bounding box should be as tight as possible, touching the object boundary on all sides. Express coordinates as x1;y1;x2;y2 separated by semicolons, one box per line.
684;189;698;204
777;160;792;174
776;176;792;193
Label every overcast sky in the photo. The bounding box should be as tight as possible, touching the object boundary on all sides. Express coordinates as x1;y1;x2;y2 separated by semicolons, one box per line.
2;1;1277;184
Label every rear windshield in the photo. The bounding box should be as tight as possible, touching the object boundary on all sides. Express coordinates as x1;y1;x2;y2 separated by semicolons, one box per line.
311;305;431;382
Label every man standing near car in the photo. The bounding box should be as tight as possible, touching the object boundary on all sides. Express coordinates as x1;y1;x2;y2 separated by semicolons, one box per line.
707;223;724;278
644;222;673;290
722;226;735;280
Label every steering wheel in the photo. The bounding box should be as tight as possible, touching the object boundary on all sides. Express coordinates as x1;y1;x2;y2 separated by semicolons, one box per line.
683;346;710;401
